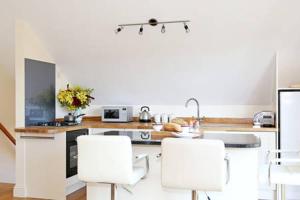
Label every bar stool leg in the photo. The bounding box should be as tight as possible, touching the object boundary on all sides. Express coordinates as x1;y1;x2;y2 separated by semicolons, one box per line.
111;184;116;200
281;185;286;200
192;190;197;200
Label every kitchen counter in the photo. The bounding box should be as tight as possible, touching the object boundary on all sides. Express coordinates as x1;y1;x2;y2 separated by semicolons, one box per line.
14;117;271;200
15;118;277;134
99;130;261;148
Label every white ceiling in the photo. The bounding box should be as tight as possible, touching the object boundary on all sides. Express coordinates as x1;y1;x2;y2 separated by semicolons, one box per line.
15;0;300;105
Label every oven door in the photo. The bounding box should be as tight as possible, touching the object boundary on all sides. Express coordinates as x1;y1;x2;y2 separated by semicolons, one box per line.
66;129;88;178
66;140;78;178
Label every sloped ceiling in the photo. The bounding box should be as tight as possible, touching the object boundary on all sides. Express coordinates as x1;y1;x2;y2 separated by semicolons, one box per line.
15;0;300;105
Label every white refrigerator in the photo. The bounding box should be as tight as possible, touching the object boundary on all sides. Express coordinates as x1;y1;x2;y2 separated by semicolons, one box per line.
279;89;300;199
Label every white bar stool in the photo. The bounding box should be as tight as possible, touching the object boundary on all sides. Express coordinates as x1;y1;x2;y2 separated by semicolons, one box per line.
77;135;149;200
161;138;230;200
267;150;300;200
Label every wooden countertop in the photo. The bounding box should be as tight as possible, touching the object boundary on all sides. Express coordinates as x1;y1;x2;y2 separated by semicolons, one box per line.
15;118;277;134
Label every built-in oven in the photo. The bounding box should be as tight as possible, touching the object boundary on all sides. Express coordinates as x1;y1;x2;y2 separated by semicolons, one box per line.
66;129;89;178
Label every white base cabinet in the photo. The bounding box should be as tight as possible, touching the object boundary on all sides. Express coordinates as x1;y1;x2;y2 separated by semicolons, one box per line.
14;132;85;200
203;131;277;200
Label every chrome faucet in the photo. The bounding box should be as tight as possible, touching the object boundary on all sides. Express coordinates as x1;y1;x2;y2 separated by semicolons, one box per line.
185;98;200;123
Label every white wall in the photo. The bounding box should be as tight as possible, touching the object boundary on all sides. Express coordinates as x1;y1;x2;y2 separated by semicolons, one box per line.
277;50;300;89
13;0;300;118
62;104;272;120
15;20;56;127
15;0;300;112
15;20;71;126
0;0;16;183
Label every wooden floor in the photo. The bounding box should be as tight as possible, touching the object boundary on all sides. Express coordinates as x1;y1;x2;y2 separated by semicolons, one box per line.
0;183;86;200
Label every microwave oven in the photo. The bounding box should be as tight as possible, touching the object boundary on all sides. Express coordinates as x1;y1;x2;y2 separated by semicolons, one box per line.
101;106;133;122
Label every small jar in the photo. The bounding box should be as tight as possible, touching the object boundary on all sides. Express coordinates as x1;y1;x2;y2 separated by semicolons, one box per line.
168;114;175;122
161;114;169;124
153;114;161;124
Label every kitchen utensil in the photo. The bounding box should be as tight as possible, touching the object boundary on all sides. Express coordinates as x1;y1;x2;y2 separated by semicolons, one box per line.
139;106;151;122
64;113;85;123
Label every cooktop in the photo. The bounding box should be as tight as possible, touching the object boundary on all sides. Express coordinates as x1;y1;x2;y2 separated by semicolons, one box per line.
36;121;79;127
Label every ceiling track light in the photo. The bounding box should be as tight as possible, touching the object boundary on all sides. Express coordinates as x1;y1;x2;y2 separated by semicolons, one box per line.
114;18;191;35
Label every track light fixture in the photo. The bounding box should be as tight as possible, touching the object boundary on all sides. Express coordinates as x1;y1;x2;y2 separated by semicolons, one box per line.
114;18;191;35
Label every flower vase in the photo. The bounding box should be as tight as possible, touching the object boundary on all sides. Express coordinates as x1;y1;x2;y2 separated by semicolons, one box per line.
74;108;83;124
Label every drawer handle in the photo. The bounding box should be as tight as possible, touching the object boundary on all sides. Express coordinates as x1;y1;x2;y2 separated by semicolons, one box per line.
20;136;55;140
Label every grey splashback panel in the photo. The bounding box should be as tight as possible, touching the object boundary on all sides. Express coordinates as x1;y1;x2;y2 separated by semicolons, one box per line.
25;58;55;126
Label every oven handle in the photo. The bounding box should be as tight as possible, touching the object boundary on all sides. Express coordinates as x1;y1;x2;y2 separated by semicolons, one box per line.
20;136;55;140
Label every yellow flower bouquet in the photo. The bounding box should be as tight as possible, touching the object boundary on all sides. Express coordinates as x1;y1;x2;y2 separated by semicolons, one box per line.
57;84;95;111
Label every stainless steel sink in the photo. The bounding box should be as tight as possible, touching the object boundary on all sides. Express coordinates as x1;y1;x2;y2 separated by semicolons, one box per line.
201;133;261;148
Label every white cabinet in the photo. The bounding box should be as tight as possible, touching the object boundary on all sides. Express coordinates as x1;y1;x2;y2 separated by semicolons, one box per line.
256;132;276;200
15;132;85;200
203;130;277;200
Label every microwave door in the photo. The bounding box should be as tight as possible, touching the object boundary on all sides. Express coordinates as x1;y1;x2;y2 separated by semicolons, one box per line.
104;109;119;121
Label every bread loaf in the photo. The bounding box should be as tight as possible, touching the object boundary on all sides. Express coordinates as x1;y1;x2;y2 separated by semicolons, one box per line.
171;118;188;126
163;123;182;132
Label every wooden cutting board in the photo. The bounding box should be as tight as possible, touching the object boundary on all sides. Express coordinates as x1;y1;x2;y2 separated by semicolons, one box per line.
290;84;300;88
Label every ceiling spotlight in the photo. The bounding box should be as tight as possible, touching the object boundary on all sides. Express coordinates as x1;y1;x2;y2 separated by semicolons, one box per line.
161;24;166;33
115;26;123;34
139;25;143;35
184;23;190;33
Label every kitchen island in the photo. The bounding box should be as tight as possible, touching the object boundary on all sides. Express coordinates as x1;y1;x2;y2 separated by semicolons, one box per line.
87;130;261;200
14;118;276;200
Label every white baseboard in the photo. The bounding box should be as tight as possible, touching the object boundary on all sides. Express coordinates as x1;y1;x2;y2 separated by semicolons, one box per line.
66;181;85;195
13;181;85;198
258;190;275;200
13;185;26;197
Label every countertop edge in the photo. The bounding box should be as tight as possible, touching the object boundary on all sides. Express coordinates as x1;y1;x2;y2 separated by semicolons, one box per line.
15;120;278;134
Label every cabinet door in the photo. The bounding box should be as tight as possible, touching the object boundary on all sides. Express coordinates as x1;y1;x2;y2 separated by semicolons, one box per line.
203;131;277;199
255;132;276;200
